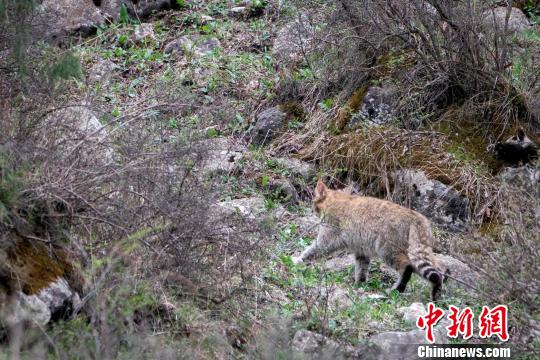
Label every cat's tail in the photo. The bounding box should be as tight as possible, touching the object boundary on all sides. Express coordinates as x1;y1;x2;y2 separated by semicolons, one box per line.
407;224;447;296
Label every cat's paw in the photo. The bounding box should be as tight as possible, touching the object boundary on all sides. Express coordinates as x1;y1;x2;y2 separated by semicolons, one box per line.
291;256;303;265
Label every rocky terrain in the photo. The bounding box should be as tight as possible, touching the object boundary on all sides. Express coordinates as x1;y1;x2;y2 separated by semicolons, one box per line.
0;1;539;359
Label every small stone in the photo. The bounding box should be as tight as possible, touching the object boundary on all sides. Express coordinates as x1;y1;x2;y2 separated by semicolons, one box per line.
327;287;353;310
133;23;155;43
88;59;116;86
398;302;427;324
250;107;288;146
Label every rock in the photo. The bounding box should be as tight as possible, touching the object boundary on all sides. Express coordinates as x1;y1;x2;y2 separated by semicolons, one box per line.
484;7;531;33
164;35;221;57
36;0;105;39
133;23;155;44
325;254;354;272
351;85;397;127
370;319;450;359
392;170;470;232
200;14;214;23
494;129;538;166
273;15;315;64
268;178;299;205
327;287;353;310
250;107;288;146
1;277;80;326
499;165;540;195
292;330;379;359
88;59;116;86
214;197;285;220
435;254;480;293
398;302;427;324
229;7;249;18
39;105;113;166
197;137;245;175
291;330;344;357
273;157;316;181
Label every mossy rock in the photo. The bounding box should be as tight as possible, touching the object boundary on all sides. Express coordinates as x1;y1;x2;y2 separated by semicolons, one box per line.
3;237;81;295
333;86;369;133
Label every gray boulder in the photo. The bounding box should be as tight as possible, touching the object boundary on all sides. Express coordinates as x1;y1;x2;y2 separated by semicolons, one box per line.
36;0;105;39
292;330;367;359
268;178;299;205
484;7;531;33
213;197;285;220
392;170;470;232
250;107;288;146
88;59;116;86
273;15;315;64
370;320;449;360
398;302;427;324
435;254;481;294
197;137;245;176
499;165;540;195
2;278;81;326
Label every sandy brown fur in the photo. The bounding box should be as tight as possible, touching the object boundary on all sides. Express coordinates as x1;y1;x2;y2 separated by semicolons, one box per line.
295;181;447;301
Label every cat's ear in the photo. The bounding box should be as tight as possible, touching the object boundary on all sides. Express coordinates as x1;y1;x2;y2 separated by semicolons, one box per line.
315;180;327;198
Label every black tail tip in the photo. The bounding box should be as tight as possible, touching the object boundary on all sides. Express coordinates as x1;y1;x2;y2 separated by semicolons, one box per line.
428;272;443;284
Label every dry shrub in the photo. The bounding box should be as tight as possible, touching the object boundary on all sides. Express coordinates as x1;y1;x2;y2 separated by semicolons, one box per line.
0;5;264;358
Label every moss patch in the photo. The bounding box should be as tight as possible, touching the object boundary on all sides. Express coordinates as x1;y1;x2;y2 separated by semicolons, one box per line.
5;237;77;295
333;86;368;133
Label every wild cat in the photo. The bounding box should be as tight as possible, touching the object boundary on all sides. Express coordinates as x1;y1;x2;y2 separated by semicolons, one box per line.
293;181;448;301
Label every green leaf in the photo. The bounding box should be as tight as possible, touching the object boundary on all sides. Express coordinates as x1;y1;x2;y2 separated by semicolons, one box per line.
119;4;130;24
280;254;293;269
206;127;219;138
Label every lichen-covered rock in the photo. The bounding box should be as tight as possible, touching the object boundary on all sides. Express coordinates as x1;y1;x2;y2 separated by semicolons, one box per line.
351;85;397;127
0;239;82;327
88;59;116;86
268;178;299;205
164;35;221;57
293;330;379;359
325;254;354;273
250;107;288;146
499;165;540;195
196;137;245;176
327;287;353;310
273;15;315;64
392;170;470;232
36;0;105;39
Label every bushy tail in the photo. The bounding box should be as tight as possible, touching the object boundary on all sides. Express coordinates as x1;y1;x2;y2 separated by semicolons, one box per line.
407;225;443;286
